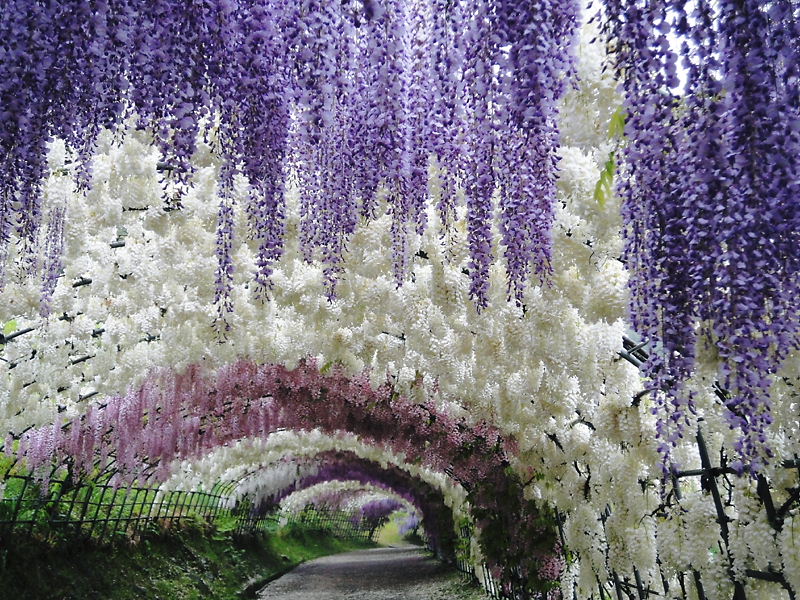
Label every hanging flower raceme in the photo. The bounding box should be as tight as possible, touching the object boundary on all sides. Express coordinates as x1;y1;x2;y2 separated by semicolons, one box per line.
280;482;374;514
601;0;800;473
219;1;290;302
459;0;580;307
353;497;406;531
277;481;416;524
493;0;580;303
0;0;580;318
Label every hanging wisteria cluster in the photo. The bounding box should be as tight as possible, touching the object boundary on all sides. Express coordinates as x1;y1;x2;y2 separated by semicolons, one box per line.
279;481;377;514
601;1;800;473
0;0;580;316
278;481;414;522
354;497;405;526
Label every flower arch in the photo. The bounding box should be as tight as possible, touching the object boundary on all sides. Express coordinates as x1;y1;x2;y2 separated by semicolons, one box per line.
260;452;461;557
15;358;560;591
276;481;421;544
156;429;470;553
161;429;469;521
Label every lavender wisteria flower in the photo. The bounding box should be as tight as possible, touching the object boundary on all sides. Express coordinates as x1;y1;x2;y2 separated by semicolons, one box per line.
0;0;579;319
602;0;800;473
39;204;66;317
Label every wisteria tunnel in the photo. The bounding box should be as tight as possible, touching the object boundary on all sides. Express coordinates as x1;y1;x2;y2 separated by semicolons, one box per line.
0;0;798;599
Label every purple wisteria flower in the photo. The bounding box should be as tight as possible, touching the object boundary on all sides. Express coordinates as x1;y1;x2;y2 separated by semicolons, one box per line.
0;0;579;317
602;0;800;473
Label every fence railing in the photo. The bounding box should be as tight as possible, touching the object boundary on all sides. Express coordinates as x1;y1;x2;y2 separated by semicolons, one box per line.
455;551;555;600
281;507;374;543
0;472;238;543
0;471;374;546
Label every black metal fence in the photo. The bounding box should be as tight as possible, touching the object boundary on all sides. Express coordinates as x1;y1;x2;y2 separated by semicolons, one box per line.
0;471;239;544
452;525;536;600
281;506;374;543
455;552;549;600
0;470;374;546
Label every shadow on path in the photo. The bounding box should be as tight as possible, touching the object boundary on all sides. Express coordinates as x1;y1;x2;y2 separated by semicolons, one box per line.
257;546;460;599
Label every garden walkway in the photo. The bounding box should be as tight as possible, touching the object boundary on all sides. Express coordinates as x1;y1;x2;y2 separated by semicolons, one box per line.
257;546;483;599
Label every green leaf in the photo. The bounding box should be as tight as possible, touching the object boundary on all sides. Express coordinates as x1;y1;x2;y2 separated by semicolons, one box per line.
608;107;626;139
593;182;606;206
605;152;616;177
2;320;17;336
593;153;616;208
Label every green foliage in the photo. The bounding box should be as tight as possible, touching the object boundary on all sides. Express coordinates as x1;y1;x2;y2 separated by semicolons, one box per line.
213;513;239;535
608;106;626;140
0;520;374;599
593;152;616;208
375;511;408;546
594;106;625;208
0;454;16;478
2;320;17;336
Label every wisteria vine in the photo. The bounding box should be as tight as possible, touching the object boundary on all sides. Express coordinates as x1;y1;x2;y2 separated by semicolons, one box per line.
10;359;560;591
0;0;580;315
601;0;800;473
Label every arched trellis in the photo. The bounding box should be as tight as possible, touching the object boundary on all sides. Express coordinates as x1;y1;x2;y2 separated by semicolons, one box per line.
280;482;416;543
253;451;459;556
156;429;467;551
159;428;469;520
12;358;560;592
278;480;415;518
277;481;414;543
168;442;448;551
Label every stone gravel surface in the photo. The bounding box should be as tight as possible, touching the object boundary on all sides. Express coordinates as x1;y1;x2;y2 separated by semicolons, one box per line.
256;546;484;599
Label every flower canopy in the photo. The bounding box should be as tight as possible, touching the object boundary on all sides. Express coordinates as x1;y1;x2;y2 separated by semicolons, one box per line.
1;1;799;598
2;0;796;475
0;0;579;314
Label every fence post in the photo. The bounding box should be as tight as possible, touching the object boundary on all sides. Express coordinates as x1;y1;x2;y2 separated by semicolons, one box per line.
8;476;30;533
134;489;157;538
74;483;94;537
97;485;121;542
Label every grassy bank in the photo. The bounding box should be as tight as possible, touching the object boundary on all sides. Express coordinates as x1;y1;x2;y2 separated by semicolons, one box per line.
0;520;374;600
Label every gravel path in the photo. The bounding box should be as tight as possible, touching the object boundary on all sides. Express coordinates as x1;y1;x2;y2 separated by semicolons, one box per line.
256;546;482;600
